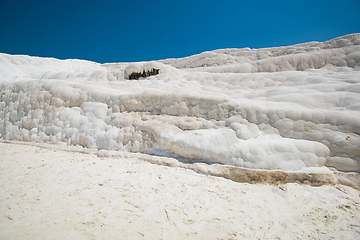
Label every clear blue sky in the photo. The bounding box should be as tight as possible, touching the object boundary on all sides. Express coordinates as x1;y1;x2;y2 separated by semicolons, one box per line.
1;0;359;63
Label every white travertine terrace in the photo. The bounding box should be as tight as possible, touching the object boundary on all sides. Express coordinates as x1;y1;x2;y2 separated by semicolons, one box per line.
1;34;360;173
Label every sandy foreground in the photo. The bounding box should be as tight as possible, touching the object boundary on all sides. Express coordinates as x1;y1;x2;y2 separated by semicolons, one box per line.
0;142;359;240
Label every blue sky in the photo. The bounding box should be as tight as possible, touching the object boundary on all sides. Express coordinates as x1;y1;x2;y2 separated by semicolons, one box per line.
1;0;359;63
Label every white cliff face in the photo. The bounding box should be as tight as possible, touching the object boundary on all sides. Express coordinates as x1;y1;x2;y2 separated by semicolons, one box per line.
1;34;360;172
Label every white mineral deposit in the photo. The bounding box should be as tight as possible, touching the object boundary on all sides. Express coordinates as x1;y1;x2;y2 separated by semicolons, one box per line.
1;34;360;239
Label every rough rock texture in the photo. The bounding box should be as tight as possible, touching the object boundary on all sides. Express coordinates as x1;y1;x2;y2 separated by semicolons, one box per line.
1;34;360;173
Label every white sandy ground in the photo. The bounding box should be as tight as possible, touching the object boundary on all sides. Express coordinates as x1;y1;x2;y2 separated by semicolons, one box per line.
1;142;359;240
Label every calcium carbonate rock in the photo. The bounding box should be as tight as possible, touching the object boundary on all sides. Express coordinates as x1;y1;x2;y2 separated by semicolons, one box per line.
1;34;360;172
